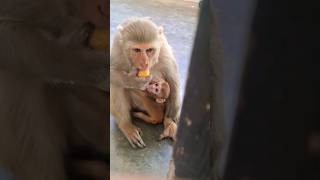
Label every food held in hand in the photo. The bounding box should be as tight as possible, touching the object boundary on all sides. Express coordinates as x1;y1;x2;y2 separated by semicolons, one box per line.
137;70;150;77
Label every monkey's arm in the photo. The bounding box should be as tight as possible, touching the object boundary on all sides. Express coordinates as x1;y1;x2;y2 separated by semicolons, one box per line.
110;67;151;89
157;59;180;141
0;23;107;85
161;60;181;123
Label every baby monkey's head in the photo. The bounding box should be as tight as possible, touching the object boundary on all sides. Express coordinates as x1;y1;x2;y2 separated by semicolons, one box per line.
146;79;170;104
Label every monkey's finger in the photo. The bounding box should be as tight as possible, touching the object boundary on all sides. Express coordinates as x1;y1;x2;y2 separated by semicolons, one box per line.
168;132;177;142
132;136;145;148
172;136;177;142
159;129;169;140
140;84;148;91
137;128;143;136
135;133;146;147
159;133;176;142
133;132;145;147
167;131;176;141
159;132;167;141
128;68;138;76
138;75;152;83
146;74;153;80
130;140;137;148
143;75;153;84
169;130;177;141
127;138;137;148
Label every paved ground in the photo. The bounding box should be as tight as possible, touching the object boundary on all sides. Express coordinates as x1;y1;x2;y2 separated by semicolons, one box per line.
110;0;198;178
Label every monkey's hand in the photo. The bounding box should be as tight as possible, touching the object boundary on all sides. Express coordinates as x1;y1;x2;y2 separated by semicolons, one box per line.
119;122;146;148
125;69;152;90
159;117;177;141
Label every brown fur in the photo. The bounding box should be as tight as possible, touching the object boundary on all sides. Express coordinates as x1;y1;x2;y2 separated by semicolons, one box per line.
133;78;170;124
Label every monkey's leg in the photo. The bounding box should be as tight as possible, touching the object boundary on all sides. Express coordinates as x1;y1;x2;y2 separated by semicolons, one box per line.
110;86;146;148
159;117;177;141
132;112;160;124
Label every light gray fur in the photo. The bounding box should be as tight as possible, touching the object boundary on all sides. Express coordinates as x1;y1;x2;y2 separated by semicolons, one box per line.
110;17;180;147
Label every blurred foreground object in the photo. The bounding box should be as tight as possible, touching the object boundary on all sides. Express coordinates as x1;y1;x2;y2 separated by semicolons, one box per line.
89;28;108;50
172;0;224;179
224;0;320;180
0;168;13;180
172;0;320;179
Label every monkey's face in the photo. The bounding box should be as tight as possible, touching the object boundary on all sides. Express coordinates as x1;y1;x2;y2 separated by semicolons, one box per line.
127;42;159;71
147;81;162;96
146;81;170;104
117;18;164;70
146;81;170;99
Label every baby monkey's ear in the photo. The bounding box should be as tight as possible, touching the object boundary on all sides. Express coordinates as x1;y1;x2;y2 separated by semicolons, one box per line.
156;98;166;104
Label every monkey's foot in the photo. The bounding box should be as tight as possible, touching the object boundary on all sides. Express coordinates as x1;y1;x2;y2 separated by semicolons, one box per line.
119;123;146;148
159;118;177;141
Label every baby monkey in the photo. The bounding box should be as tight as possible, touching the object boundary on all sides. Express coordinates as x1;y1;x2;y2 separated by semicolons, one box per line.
133;78;170;125
132;77;177;140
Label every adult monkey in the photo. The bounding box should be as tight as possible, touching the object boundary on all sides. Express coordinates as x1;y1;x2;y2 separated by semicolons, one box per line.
0;0;108;180
111;17;180;148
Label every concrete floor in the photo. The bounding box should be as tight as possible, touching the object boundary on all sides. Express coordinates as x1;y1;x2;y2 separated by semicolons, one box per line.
110;0;198;178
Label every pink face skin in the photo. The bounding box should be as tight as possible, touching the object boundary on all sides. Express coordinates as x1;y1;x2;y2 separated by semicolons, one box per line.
129;43;156;71
146;81;161;96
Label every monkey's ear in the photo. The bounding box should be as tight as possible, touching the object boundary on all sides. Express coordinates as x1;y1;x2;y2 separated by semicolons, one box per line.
117;25;124;34
156;98;166;103
117;25;124;42
158;26;164;35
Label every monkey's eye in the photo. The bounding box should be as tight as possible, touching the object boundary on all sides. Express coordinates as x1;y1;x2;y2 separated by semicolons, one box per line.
133;48;141;53
155;83;158;86
146;48;154;53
